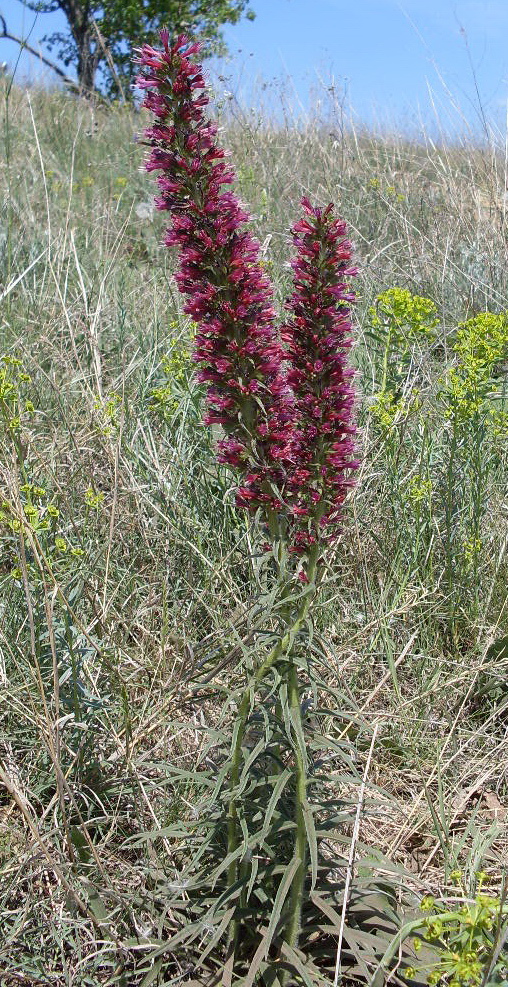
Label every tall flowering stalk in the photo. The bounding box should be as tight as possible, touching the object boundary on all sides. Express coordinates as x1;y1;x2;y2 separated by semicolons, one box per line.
283;198;359;556
273;201;359;957
136;31;359;978
136;32;295;529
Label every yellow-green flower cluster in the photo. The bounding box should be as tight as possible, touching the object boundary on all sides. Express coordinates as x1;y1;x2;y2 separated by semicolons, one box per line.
369;287;439;353
0;483;54;536
406;873;507;987
369;177;405;201
463;535;483;570
455;311;508;368
84;487;105;510
442;311;508;424
368;289;438;436
0;482;83;579
73;176;95;192
491;408;508;437
93;392;121;435
405;474;433;505
0;356;34;431
150;327;193;421
370;389;408;433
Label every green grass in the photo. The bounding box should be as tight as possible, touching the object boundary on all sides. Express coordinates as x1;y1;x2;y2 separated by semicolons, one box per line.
1;77;508;984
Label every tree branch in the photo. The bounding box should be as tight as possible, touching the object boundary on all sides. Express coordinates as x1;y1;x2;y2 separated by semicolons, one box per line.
91;17;125;100
0;14;77;88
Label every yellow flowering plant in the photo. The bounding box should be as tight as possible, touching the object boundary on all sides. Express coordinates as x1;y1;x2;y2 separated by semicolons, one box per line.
365;291;438;574
0;357;84;578
377;874;508;987
407;875;508;987
368;287;439;383
367;288;439;431
439;311;508;608
150;323;195;422
93;391;121;435
441;312;508;425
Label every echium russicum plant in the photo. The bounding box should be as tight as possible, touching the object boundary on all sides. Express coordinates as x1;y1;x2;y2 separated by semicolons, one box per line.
136;32;359;980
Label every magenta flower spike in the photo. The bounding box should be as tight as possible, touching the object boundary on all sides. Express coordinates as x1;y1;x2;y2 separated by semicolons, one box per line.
282;198;359;554
136;34;295;518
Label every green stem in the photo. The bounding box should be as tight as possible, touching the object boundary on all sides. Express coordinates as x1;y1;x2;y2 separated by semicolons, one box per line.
283;659;307;953
380;332;391;394
444;421;458;626
226;546;319;951
280;549;318;980
468;407;485;617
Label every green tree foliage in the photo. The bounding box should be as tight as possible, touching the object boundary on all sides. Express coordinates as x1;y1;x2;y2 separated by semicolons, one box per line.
21;0;255;95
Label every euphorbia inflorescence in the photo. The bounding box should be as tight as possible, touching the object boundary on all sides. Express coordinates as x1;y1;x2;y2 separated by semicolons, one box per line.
136;33;359;556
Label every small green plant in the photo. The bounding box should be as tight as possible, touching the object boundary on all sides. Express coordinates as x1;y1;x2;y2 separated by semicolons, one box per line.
0;355;87;580
369;287;439;350
405;474;433;506
0;480;85;581
150;325;194;421
368;287;439;396
406;874;508;987
439;312;508;604
370;387;410;434
84;487;105;511
366;291;438;525
442;312;508;425
0;355;34;434
93;390;121;435
365;292;438;575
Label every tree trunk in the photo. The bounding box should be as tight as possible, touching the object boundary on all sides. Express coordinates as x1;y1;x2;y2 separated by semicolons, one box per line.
76;26;99;92
60;0;101;93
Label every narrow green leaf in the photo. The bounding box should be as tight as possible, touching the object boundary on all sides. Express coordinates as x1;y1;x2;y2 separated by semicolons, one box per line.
258;768;292;841
238;736;267;788
280;942;316;986
85;885;109;922
140;958;165;987
243;937;271;987
244;858;301;987
485;634;508;661
279;681;291;739
221;949;235;987
246;852;259;902
264;855;301;955
195;906;235;966
310;891;343;930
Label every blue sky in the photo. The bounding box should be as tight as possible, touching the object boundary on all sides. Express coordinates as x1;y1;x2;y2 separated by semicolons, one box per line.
3;0;508;135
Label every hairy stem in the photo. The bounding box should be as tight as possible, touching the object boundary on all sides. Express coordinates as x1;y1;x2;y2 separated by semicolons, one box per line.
283;659;308;957
227;547;319;950
281;548;318;977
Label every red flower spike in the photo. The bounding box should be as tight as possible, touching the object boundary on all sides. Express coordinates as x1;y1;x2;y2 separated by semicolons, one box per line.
136;35;359;559
136;34;295;515
282;199;359;552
